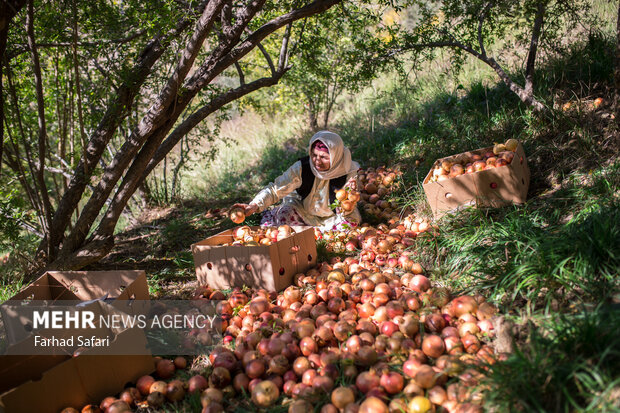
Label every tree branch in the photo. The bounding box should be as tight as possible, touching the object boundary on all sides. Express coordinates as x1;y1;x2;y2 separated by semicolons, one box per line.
256;42;276;75
43;8;198;259
1;126;43;227
49;0;341;270
234;61;245;85
0;206;44;238
185;0;339;93
6;29;148;60
71;0;88;175
397;40;484;60
142;69;290;181
155;0;227;112
524;0;545;96
44;165;73;180
278;23;292;72
3;61;45;221
26;0;53;237
221;0;233;37
478;2;492;58
56;0;225;259
614;3;620;122
398;39;546;111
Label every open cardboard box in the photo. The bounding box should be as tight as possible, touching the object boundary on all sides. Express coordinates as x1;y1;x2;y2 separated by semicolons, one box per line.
0;271;152;412
192;226;317;291
423;142;530;218
2;270;149;344
10;270;149;301
0;300;153;413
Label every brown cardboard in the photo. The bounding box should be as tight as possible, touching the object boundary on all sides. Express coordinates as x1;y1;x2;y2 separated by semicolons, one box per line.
0;301;153;413
10;270;150;301
0;271;152;412
3;270;149;345
423;142;530;218
192;226;317;291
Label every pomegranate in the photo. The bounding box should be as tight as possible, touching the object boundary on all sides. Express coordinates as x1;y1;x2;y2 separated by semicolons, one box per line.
188;375;208;393
251;380;280;407
359;396;389;413
331;386;355;409
136;375;155;396
156;358;175;379
380;371;404;394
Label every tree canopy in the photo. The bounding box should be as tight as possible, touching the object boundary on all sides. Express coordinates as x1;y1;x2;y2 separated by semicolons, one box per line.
1;0;353;277
391;0;596;111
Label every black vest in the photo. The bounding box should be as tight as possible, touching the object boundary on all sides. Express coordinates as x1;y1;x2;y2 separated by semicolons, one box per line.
297;156;348;206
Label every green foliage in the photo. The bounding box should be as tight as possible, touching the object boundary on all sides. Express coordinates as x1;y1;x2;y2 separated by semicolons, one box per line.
333;33;617;311
391;0;599;109
241;3;395;128
2;0;193;251
0;187;35;301
481;305;620;412
422;197;619;309
0;188;31;248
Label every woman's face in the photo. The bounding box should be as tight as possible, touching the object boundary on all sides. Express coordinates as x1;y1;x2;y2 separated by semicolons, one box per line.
311;146;331;171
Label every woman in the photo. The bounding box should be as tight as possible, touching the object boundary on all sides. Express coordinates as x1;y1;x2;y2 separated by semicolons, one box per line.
232;130;360;231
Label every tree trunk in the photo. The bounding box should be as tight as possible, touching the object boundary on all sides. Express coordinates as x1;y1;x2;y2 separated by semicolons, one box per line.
401;0;548;114
306;95;319;130
37;15;195;262
0;0;28;171
485;57;546;112
32;0;339;274
523;1;544;98
615;0;620;120
26;0;53;239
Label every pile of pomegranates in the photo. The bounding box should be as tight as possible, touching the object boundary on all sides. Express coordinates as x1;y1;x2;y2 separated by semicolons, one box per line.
65;275;498;412
62;166;505;413
334;186;361;213
427;139;520;183
355;165;403;222
217;224;297;246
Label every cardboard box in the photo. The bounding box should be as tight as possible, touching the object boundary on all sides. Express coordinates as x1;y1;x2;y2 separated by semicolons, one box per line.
423;142;530;218
0;300;153;413
9;270;150;301
0;271;152;412
2;270;149;345
192;226;317;291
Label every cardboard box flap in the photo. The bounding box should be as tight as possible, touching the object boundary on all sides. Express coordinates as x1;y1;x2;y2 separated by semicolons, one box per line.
46;270;148;300
0;355;69;395
2;300;128;356
75;352;153;402
0;300;153;413
9;273;81;301
0;352;88;413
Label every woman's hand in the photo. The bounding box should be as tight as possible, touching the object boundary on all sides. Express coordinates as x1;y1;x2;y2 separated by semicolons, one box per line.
232;203;259;217
344;176;359;191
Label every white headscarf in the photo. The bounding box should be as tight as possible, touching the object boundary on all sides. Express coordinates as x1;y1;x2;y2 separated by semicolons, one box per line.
308;131;353;180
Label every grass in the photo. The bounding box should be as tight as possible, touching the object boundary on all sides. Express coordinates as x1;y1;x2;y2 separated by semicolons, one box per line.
480;304;620;412
181;111;308;204
0;7;617;412
414;196;620;312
